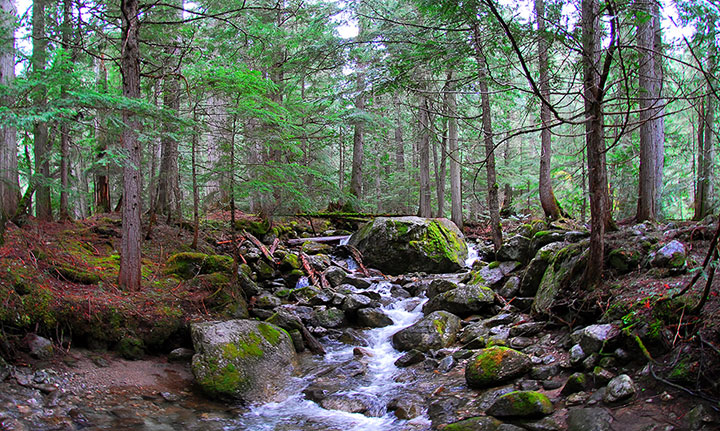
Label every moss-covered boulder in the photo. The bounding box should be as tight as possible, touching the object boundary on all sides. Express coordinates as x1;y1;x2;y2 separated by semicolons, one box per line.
519;242;564;297
651;240;686;272
608;248;641;274
486;390;553;418
348;217;467;275
465;346;531;389
392;310;461;352
166;253;233;280
531;242;588;315
422;284;495;317
497;235;532;263
191;319;297;402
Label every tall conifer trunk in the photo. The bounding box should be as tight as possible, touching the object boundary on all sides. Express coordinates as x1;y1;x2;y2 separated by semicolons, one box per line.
32;0;51;220
0;0;18;223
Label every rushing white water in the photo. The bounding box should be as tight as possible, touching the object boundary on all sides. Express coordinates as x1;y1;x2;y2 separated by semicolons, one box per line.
229;281;430;431
465;242;480;268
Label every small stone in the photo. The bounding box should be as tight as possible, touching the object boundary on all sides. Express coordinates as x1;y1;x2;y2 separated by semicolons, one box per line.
395;350;425;368
26;334;53;359
603;374;636;403
566;391;591;406
531;364;560;380
567;407;612;431
168;348;195;362
356;308;393;328
561;372;588;395
438;356;456;373
592;367;615;385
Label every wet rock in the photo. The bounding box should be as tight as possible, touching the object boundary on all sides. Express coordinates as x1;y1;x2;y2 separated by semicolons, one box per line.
531;242;587;315
571;324;620;354
255;293;281;309
301;241;333;255
392;311;461;352
510;322;545;337
486;390;553;418
347;216;467;275
320;392;385;417
339;328;369;346
569;344;586;366
561;372;588;395
465;346;532;389
443;416;504;431
497;235;532;263
168;348;195;362
438;355;456;372
428;396;466;428
582;353;599;370
651;240;686;270
191;319;297;402
510;337;534;349
567;407;612;431
387;394;425;420
341;275;373;290
531;364;559;380
395;350;425;367
323;266;347;287
238;269;263;297
356;308;393;328
592;367;615;385
426;278;460;299
26;334;53;360
266;309;303;331
498;276;521;298
422;284;495;317
603;374;636;403
309;306;346;328
341;294;372;312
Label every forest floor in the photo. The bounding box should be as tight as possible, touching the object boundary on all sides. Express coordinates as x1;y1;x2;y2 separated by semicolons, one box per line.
0;213;719;429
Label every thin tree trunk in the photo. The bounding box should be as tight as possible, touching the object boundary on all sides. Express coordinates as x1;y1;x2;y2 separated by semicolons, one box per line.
472;24;502;251
350;72;365;199
695;102;706;219
94;54;111;213
119;0;142;291
394;95;405;171
536;0;562;221
435;94;448;218
695;37;716;220
0;0;18;221
58;0;72;220
32;0;51;221
191;107;199;249
417;87;432;218
446;71;463;229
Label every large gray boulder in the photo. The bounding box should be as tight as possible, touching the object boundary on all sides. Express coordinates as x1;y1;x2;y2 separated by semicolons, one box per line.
422;283;495;317
651;240;686;271
392;311;461;352
348;217;467;275
191;320;297;402
532;241;588;315
465;346;531;388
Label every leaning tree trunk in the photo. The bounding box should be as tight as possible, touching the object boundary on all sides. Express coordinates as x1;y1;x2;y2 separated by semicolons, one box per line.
535;0;562;221
119;0;142;291
32;0;51;221
0;0;18;221
473;24;502;251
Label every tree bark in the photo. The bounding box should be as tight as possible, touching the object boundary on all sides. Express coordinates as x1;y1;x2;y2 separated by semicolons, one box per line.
417;86;432;218
0;0;18;220
32;0;51;221
394;95;405;171
435;95;448;218
350;71;365;199
191;107;199;249
635;0;660;222
472;24;502;251
535;0;562;221
94;53;111;213
582;0;611;285
58;0;72;220
446;71;463;229
695;36;716;220
119;0;142;291
652;0;665;217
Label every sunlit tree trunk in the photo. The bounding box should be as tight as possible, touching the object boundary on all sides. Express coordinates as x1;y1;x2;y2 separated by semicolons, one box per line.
32;0;51;220
119;0;142;291
535;0;562;221
0;0;18;225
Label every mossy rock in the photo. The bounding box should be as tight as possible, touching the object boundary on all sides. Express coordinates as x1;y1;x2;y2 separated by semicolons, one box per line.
465;346;531;388
49;262;101;284
608;248;641;274
348;216;467;275
280;253;301;271
486;390;553;418
253;260;276;280
191;319;297;401
166;253;233;280
444;417;504;431
392;311;461;352
117;336;145;360
235;219;271;236
531;241;588;315
301;241;333;255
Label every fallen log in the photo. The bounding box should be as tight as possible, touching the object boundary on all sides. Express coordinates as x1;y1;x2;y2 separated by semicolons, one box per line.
287;235;351;246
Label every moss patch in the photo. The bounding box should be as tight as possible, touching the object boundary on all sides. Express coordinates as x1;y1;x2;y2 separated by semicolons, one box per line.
166;252;233;279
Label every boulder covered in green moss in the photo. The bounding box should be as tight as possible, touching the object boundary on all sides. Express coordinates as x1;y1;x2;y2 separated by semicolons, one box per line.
486;390;554;418
531;241;588;315
392;310;461;352
348;217;467;275
465;346;531;388
191;319;297;402
444;416;504;431
166;253;233;279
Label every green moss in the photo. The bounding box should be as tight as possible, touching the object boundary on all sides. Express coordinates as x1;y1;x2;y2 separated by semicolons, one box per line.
258;322;283;346
466;346;513;384
533;230;552;239
469;270;486;286
433;317;447;335
200;362;247;397
491;391;553;417
222;334;264;360
117;336;145;360
166;252;233;279
488;261;500;269
280;253;301;270
49;262;101;284
667;358;695;384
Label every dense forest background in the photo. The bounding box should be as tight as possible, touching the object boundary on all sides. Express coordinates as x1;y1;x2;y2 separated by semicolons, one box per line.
0;0;718;289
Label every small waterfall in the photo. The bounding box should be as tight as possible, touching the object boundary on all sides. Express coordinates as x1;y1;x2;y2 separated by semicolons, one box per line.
465;242;480;268
230;282;430;431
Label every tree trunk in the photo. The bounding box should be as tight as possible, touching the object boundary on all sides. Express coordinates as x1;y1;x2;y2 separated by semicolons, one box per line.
582;0;611;285
119;0;142;291
94;54;111;213
635;0;659;222
157;0;182;220
535;0;562;221
472;24;502;251
695;101;706;219
0;0;18;220
652;0;665;217
435;94;448;218
417;88;432;218
394;95;405;171
191;107;199;249
32;0;51;221
695;37;716;220
58;0;72;220
446;71;463;229
350;72;365;199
